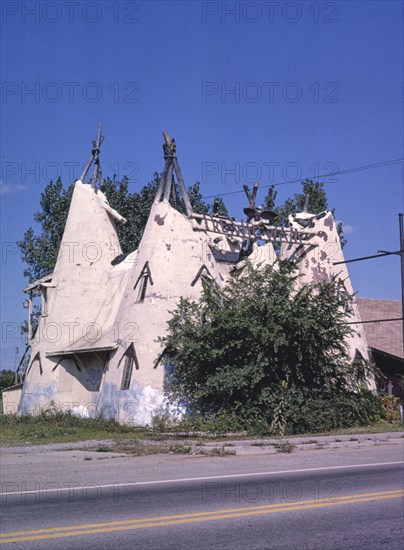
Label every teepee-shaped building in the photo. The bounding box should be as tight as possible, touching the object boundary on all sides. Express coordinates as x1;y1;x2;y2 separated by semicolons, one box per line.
98;133;234;424
10;130;240;423
3;130;375;423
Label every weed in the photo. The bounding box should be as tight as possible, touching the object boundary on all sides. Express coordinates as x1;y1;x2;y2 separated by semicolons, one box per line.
200;446;236;457
274;440;295;454
168;444;192;454
378;395;401;423
96;446;111;453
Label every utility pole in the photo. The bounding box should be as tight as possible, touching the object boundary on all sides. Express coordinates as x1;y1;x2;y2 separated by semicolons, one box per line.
334;213;404;356
399;213;404;357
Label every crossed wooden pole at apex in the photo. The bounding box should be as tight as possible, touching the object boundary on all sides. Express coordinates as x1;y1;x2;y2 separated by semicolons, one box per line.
80;122;105;189
154;131;193;217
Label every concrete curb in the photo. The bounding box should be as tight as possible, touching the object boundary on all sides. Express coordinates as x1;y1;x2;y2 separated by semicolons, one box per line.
197;431;404;455
1;431;403;457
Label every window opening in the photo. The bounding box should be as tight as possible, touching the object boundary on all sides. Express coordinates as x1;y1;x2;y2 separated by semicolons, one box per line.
41;287;48;316
120;344;139;390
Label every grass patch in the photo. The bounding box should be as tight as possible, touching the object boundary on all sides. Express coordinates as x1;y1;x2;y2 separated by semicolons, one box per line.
152;411;404;440
1;408;402;448
0;408;144;446
285;422;404;439
106;440;173;456
168;444;192;454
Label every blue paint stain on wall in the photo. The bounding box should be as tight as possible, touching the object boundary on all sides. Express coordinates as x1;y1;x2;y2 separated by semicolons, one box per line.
18;380;58;415
86;368;101;387
97;381;162;426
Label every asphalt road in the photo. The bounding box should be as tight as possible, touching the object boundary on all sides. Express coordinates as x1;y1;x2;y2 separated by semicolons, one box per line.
1;445;403;549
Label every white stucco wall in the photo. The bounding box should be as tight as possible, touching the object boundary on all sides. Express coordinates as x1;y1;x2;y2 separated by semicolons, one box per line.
15;180;375;422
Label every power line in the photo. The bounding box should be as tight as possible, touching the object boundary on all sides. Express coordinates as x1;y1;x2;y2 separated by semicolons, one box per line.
333;251;400;266
334;214;404;358
202;158;404;199
345;317;403;325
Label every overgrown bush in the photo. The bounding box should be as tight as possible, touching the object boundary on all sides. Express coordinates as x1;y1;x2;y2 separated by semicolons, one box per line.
161;260;377;434
171;390;382;436
284;388;382;434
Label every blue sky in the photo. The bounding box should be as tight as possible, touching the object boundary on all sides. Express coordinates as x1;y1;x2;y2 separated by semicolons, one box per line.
1;0;403;369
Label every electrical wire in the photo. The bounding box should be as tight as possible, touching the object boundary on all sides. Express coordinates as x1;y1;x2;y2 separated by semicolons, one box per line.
202;158;404;199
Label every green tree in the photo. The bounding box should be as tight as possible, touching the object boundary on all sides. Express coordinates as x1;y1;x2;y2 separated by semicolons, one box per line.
18;176;227;283
0;370;16;392
17;176;160;282
186;182;210;214
264;179;346;247
99;176;142;253
211;196;229;217
17;179;74;282
161;261;377;432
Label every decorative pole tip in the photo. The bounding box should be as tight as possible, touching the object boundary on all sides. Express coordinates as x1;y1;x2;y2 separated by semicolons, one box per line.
162;131;176;159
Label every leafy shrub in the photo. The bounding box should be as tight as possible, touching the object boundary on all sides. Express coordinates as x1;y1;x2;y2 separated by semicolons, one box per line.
284;389;382;434
161;261;377;434
378;394;401;422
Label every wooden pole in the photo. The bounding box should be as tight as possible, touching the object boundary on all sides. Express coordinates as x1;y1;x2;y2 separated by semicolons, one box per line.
28;292;32;341
154;159;171;203
91;123;103;189
80;153;94;182
191;212;317;233
172;157;193;216
163;162;174;202
80;123;104;185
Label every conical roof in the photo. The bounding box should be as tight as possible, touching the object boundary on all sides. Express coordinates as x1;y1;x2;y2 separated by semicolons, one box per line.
43;180;125;355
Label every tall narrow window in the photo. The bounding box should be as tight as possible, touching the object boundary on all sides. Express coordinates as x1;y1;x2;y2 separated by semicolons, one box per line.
41;287;48;316
120;344;139;390
121;355;134;390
